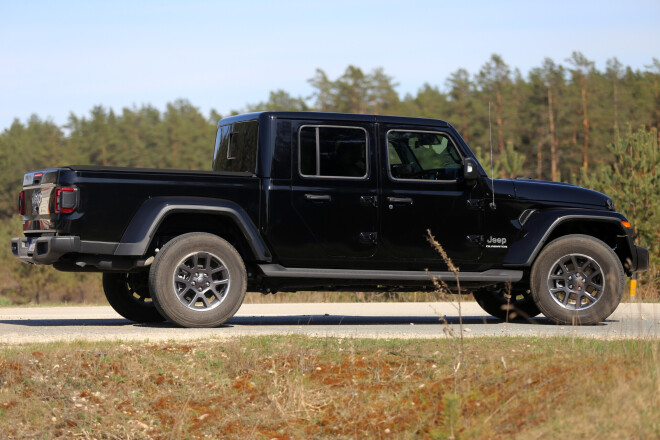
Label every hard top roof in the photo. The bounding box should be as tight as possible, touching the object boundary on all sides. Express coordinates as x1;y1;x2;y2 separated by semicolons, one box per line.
217;111;450;127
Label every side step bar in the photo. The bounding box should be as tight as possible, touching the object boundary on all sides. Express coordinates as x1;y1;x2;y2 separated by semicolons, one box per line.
258;264;523;282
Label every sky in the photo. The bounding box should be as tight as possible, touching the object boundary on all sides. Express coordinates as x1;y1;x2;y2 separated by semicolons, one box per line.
1;0;659;131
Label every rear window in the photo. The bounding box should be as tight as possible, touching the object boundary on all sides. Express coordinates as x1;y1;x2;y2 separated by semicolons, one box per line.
213;120;259;173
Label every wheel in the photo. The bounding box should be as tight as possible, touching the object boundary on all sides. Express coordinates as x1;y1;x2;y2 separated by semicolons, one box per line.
531;234;624;325
148;232;247;328
102;272;165;323
473;285;541;321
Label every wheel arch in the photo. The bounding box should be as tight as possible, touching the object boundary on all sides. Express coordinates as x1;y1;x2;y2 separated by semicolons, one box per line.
503;211;635;274
114;197;271;263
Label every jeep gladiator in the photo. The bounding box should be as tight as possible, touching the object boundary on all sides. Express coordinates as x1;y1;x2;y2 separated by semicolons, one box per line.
11;111;649;327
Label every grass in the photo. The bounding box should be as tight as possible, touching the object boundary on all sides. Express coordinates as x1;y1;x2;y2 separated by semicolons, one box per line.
0;336;658;439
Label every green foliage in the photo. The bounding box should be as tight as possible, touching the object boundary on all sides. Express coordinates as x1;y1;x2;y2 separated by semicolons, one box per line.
246;89;309;112
308;65;400;114
580;126;659;265
499;141;527;178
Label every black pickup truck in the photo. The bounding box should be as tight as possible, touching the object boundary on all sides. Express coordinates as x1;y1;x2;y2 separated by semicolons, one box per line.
12;111;648;327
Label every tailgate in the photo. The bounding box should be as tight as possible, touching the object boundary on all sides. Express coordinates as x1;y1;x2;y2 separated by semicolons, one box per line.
20;169;64;234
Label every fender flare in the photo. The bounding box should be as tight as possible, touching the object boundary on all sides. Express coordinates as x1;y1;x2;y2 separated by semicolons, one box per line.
502;209;632;267
113;197;271;261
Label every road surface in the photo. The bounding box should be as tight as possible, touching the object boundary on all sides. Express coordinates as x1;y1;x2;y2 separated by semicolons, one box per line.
0;302;658;344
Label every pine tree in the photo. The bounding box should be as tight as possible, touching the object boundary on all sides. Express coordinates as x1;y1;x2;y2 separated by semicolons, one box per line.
580;126;659;290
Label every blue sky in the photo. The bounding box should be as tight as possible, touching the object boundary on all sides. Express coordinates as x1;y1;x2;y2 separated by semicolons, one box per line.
1;0;658;131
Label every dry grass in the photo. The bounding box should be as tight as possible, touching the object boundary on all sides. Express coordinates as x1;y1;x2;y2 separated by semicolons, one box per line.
0;336;658;439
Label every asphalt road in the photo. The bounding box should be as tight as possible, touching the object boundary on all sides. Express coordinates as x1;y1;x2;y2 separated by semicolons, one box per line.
0;302;658;344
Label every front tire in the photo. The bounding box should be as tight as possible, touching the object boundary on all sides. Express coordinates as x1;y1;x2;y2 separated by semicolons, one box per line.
148;233;247;328
531;234;624;325
102;272;165;323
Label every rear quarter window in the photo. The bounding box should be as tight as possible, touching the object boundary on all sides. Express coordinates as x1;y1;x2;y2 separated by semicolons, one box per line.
213;120;259;173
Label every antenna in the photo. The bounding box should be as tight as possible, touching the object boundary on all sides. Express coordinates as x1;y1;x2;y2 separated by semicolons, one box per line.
488;102;496;210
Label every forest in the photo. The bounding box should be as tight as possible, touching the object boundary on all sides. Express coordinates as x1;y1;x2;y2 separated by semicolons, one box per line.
0;52;658;303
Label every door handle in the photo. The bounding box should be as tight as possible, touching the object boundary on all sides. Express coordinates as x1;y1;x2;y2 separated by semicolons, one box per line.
386;196;413;205
304;194;331;202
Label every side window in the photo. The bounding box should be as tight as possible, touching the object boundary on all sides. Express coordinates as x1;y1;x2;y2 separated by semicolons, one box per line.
299;126;368;179
387;130;463;181
213;120;259;173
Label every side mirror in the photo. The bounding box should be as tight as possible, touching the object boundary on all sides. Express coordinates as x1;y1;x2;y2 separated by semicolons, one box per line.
463;157;479;186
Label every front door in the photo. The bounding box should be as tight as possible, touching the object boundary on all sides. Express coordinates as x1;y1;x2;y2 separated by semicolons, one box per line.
378;125;484;271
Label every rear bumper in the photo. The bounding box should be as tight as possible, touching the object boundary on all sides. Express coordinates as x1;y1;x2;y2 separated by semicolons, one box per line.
11;236;81;265
633;245;649;273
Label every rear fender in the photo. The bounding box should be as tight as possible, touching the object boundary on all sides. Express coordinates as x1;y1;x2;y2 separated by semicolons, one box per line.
114;197;271;262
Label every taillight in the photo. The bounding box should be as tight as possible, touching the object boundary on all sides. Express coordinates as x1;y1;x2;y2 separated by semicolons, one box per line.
18;191;25;215
54;187;77;214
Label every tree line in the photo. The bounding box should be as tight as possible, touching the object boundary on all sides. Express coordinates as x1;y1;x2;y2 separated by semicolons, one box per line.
0;52;657;302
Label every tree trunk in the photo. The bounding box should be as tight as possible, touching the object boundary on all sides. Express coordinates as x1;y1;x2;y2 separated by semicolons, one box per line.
580;75;590;173
613;76;619;132
536;126;543;180
547;85;558;181
496;89;504;153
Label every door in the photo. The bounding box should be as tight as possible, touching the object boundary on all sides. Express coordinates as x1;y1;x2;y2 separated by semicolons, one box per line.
287;123;378;264
378;125;484;270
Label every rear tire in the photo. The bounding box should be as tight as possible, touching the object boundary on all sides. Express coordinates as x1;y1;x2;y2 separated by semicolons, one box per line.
473;285;540;321
102;272;165;323
148;232;247;328
531;234;624;325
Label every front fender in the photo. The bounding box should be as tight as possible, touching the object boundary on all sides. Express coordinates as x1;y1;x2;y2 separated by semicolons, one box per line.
502;209;631;267
113;196;271;261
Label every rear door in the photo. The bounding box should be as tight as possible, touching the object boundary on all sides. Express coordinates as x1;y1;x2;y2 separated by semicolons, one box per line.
286;122;378;265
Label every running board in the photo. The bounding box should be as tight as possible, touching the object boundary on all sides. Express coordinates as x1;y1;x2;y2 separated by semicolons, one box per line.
258;264;523;282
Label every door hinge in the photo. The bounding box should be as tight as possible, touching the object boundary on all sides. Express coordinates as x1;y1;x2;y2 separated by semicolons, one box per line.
466;199;484;209
360;195;378;208
467;234;484;245
359;232;378;245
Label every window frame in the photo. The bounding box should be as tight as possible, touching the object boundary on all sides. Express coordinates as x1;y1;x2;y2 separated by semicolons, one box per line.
386;129;464;183
297;124;370;180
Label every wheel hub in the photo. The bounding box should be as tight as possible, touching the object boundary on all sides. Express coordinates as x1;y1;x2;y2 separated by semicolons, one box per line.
172;251;230;311
547;253;604;311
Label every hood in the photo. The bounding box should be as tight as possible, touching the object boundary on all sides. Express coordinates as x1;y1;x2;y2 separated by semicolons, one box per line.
506;179;614;210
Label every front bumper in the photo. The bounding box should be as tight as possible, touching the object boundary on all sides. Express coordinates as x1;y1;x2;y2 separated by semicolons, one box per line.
11;236;81;265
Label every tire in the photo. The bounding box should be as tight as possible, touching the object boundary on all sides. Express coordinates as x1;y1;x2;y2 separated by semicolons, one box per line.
473;285;541;321
102;272;165;323
531;234;624;325
148;232;247;328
